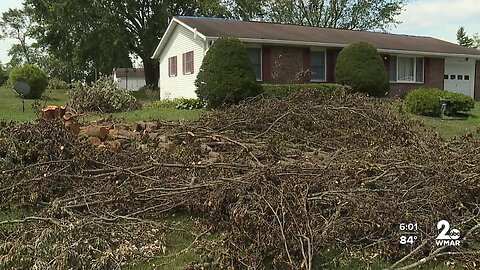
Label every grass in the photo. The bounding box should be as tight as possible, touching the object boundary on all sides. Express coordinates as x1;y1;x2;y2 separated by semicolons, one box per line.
415;102;480;138
0;87;68;122
0;205;27;232
83;107;205;123
0;87;205;123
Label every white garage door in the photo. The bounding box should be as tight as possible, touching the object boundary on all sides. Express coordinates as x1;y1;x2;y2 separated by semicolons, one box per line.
444;57;475;97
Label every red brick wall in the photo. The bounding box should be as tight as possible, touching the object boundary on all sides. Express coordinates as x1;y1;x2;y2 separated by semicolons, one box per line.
388;57;444;98
260;46;448;99
266;46;307;83
475;61;480;101
425;58;445;89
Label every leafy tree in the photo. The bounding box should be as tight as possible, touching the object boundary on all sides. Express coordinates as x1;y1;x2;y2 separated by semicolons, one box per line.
457;26;474;47
8;64;48;99
195;37;261;108
26;0;228;87
223;0;268;20
262;0;405;30
0;8;34;64
25;0;132;83
335;42;388;97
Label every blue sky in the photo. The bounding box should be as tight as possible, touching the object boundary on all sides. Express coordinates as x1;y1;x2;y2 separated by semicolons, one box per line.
0;0;479;64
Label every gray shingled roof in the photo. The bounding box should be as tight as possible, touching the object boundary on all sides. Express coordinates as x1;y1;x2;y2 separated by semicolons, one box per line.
177;16;480;56
114;68;145;78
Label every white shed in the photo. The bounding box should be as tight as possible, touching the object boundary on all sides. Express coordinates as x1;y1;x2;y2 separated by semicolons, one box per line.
113;68;146;91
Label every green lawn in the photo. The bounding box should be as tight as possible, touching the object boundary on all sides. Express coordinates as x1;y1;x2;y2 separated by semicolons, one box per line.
0;87;69;122
0;87;205;122
416;102;480;138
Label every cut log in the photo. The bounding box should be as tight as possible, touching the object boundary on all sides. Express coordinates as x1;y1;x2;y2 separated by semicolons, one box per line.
63;113;73;121
107;140;122;149
106;129;138;140
42;105;67;120
65;121;80;135
145;122;159;132
41;107;57;119
79;126;109;140
89;137;102;146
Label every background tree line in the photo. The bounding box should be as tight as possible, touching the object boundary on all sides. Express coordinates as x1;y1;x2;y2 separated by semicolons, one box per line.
457;26;480;48
1;0;407;86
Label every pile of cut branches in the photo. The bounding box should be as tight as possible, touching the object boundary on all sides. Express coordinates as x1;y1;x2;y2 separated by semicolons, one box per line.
1;88;479;269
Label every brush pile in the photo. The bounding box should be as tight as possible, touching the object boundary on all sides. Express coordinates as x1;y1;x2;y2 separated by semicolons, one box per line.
1;88;479;269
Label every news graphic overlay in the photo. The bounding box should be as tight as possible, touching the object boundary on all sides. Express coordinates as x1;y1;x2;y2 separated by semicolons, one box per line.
399;223;420;245
435;220;461;247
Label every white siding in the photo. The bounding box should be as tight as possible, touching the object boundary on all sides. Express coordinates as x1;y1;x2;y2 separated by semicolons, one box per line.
115;77;146;91
159;24;206;99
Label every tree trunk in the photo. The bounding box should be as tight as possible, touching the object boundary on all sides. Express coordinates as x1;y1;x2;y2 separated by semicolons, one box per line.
143;58;160;87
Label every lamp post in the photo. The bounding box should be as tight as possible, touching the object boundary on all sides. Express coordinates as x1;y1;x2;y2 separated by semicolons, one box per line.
125;68;129;91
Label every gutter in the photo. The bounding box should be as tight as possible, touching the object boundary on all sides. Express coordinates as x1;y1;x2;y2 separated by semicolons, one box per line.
205;37;480;59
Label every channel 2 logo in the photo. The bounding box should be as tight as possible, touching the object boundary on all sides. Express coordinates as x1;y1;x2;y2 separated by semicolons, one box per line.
435;220;461;247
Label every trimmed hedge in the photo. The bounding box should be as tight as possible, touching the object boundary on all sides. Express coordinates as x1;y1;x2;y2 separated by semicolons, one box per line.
8;65;48;99
262;83;346;99
195;37;261;108
404;88;475;116
335;42;389;97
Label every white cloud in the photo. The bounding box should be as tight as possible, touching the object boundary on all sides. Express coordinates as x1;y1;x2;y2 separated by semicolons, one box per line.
391;0;480;43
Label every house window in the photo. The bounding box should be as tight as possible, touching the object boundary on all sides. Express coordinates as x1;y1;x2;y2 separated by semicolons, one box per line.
247;48;262;81
390;56;424;83
183;51;194;75
168;56;177;77
310;51;326;81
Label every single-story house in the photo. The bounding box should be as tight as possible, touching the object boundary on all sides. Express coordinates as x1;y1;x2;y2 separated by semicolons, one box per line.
152;16;480;100
113;68;146;91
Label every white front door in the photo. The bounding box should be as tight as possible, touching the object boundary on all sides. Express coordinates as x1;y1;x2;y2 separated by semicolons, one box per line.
444;57;475;97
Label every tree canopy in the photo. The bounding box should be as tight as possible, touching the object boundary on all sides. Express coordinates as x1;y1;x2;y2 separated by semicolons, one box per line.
457;26;479;48
0;8;34;65
265;0;405;30
19;0;406;85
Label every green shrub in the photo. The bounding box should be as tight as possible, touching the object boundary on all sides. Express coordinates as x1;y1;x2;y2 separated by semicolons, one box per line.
175;98;205;110
68;76;140;113
151;98;205;110
138;85;159;100
446;92;476;114
335;42;389;97
8;65;48;99
262;83;346;99
48;77;69;89
404;88;475;116
195;37;262;108
151;99;179;109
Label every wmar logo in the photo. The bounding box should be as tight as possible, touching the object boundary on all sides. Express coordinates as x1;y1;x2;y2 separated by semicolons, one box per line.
435;220;461;247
